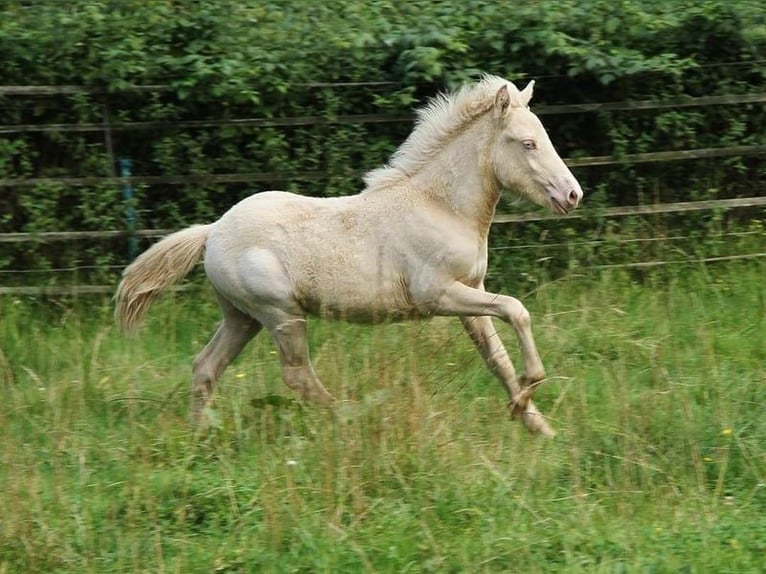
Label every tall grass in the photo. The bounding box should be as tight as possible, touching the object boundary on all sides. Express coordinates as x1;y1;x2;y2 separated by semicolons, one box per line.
1;262;764;572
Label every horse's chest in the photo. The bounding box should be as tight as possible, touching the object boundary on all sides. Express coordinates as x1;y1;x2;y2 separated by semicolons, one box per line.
463;256;488;286
439;240;489;287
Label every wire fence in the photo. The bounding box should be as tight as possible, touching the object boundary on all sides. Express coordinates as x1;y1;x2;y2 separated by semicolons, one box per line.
1;84;764;295
1;211;763;296
2;253;764;296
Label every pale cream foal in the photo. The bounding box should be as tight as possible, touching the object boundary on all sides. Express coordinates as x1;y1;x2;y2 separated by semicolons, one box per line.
116;75;583;437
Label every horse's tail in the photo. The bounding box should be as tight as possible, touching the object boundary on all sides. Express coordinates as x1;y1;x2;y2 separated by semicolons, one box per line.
115;224;211;332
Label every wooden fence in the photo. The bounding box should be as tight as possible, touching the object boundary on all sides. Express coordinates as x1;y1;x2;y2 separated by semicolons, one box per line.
1;85;764;295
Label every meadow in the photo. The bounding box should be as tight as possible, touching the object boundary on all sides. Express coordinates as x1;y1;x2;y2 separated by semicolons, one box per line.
0;262;764;573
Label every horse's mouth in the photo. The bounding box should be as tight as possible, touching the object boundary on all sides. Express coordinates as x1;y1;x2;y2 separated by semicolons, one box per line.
551;197;569;215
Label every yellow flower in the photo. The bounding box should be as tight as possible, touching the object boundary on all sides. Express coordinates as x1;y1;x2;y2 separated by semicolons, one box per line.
721;428;733;437
235;372;246;379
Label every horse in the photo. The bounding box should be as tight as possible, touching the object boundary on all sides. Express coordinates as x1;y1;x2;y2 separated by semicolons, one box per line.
115;75;583;437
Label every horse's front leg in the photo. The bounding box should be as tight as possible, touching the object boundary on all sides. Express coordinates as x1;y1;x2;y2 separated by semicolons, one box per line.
460;316;555;437
436;282;545;380
434;282;555;436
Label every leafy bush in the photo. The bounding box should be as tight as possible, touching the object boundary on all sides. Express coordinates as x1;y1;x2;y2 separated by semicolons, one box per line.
0;0;764;283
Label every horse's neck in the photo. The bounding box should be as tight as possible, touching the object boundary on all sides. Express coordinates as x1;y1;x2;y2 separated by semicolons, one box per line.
411;126;500;237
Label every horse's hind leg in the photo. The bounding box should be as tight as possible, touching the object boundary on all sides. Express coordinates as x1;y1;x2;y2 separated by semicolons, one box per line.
191;296;262;422
269;317;334;405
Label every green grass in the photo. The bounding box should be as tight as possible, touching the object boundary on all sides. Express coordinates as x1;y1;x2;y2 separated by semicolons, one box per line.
1;262;764;573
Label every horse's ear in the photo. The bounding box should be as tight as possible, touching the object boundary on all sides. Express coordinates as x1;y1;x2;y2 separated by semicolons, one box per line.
519;80;535;107
494;85;511;117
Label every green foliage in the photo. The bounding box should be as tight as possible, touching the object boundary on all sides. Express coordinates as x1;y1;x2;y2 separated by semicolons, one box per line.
0;0;764;282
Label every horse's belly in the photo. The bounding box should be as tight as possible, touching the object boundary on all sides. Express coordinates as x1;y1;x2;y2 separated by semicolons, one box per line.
304;303;428;323
295;274;426;323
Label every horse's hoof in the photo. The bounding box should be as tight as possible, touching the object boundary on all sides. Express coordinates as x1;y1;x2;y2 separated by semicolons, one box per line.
508;377;546;418
508;392;532;419
532;422;557;439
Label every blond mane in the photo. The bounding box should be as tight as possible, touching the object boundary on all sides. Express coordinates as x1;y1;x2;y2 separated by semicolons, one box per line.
363;74;524;190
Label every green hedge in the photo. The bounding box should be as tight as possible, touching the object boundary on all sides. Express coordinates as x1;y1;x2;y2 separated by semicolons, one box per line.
0;0;764;283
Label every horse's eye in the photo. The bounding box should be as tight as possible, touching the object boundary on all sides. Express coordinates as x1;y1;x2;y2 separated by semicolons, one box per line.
522;139;537;150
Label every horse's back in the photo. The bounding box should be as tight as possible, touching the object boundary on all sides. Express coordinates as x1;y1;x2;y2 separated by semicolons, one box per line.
208;190;373;249
203;190;421;322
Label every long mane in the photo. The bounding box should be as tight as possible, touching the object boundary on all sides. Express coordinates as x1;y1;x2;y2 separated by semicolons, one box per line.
363;74;515;191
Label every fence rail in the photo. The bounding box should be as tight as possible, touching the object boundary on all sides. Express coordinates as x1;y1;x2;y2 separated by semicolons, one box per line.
0;81;402;96
1;145;765;189
1;196;764;245
0;285;117;296
493;196;766;223
0;228;171;244
2;89;765;129
0;113;414;135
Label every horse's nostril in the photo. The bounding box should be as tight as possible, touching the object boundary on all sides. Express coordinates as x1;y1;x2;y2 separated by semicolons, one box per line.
567;189;581;207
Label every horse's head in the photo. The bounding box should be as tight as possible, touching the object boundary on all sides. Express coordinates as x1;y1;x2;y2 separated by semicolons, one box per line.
489;81;583;214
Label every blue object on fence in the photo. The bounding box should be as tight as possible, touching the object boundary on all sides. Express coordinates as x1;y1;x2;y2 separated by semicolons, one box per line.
119;157;138;259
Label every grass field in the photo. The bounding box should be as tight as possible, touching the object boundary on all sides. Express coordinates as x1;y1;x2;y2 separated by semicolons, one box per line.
1;262;764;573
